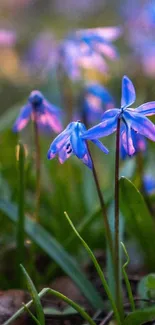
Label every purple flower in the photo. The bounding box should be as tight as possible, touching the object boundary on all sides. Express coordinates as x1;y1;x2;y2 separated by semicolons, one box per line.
13;90;63;133
59;26;122;80
82;76;155;156
23;32;57;75
82;83;114;123
47;121;108;169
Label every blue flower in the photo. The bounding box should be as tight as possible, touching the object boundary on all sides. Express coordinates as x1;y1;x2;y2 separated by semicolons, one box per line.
59;26;121;80
82;76;155;156
82;83;114;123
47;121;109;169
143;174;155;195
13;90;63;133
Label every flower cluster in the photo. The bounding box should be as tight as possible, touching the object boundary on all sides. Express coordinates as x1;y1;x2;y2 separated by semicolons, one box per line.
13;76;155;169
58;26;122;80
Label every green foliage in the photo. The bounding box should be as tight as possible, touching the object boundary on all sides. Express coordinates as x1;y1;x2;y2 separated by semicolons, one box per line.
119;177;155;269
21;264;45;325
0;200;104;309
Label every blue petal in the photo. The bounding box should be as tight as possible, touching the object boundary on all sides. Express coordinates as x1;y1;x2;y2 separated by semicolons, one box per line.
70;123;87;159
82;109;120;140
13;104;32;132
58;142;73;164
124;110;155;141
81;152;92;169
121;124;135;156
37;101;63;133
121;75;136;109
47;122;75;159
136;101;155;116
91;139;109;154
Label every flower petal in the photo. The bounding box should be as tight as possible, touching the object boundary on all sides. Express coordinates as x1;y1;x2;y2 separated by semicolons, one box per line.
58;142;73;164
121;75;136;109
91;139;109;154
76;27;122;41
136;101;155;116
121;124;135;156
124;110;155;141
82;109;120;140
95;42;118;60
12;104;32;132
47;122;75;159
81;153;92;169
70;125;87;158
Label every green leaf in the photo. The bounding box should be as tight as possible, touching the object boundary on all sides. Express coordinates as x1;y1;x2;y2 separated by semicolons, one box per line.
124;306;155;325
0;200;103;309
138;273;155;302
119;177;155;269
20;265;45;325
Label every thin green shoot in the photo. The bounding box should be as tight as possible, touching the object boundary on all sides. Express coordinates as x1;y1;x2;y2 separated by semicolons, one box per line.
64;211;121;325
121;242;135;312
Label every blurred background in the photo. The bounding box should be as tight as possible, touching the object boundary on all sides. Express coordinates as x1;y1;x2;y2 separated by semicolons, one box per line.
0;0;155;320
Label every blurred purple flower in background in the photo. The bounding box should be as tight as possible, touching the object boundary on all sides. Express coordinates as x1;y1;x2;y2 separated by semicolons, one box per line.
82;83;114;124
122;0;155;77
0;29;16;47
13;90;63;133
143;174;155;195
82;76;155;156
47;121;109;169
59;26;122;80
23;32;57;75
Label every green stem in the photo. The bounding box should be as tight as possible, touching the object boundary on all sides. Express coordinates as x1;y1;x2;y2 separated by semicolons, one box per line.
33;121;41;221
3;287;95;325
64;212;121;325
114;118;122;316
16;142;25;288
86;143;114;263
121;242;135;312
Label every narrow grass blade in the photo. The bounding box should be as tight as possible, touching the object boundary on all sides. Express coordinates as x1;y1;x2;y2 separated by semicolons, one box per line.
23;304;41;325
121;242;135;312
16;143;25;288
3;286;96;325
20;265;45;325
0;200;103;309
64;211;121;325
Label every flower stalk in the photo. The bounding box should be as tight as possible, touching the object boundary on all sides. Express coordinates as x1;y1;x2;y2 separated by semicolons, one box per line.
114;117;122;316
33;120;41;221
87;143;114;262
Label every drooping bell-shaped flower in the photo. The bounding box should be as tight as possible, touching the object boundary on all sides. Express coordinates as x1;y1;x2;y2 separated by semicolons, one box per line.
82;75;155;156
47;121;109;169
13;90;63;134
